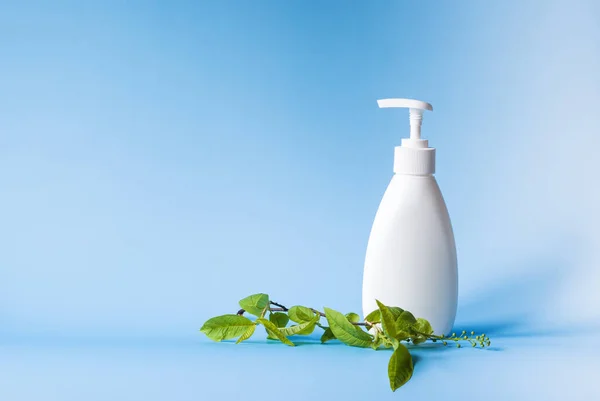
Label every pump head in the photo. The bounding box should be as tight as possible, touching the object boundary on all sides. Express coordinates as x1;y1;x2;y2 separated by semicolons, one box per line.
377;98;433;149
377;98;436;175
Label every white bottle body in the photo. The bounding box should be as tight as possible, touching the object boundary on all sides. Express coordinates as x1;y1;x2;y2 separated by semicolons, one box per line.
362;174;458;335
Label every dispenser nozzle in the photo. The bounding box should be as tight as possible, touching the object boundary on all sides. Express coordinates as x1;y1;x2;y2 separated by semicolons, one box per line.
377;98;433;149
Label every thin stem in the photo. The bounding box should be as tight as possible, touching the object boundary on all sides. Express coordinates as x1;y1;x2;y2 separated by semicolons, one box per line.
309;308;326;317
270;301;288;311
413;329;490;348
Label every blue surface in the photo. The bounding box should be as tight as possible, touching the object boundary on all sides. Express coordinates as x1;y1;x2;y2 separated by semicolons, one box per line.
2;332;600;400
2;0;600;399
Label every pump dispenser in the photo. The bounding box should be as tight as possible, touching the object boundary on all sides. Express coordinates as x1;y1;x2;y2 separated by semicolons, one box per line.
362;98;458;335
378;98;435;175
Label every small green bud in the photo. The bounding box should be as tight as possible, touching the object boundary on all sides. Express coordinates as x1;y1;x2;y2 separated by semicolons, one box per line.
461;330;466;335
471;331;475;335
442;341;447;345
472;342;476;347
463;335;468;340
432;339;437;343
452;332;456;337
457;343;461;348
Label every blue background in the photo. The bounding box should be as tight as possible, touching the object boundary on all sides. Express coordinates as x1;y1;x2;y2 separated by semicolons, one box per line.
1;1;600;399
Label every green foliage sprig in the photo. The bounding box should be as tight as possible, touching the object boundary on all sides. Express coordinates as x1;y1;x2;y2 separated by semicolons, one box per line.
200;293;491;391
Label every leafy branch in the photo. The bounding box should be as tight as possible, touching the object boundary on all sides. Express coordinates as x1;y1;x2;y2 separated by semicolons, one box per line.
200;293;491;391
238;300;370;326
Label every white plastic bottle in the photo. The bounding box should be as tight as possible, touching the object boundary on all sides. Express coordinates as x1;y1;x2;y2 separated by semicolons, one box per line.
362;98;458;336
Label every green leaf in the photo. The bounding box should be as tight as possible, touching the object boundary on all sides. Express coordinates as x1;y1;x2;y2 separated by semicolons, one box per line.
364;304;414;340
411;336;427;345
395;331;412;341
238;293;269;317
235;324;256;344
279;314;320;336
397;310;417;325
385;336;399;349
324;307;373;348
353;324;370;334
256;318;295;346
346;312;369;335
413;318;433;335
410;318;433;345
388;306;406;320
371;329;395;349
288;306;315;323
388;343;414;391
376;300;398;340
345;312;360;324
368;306;406;322
200;314;255;342
371;334;383;350
320;327;336;343
395;311;417;336
269;312;289;328
365;309;381;324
